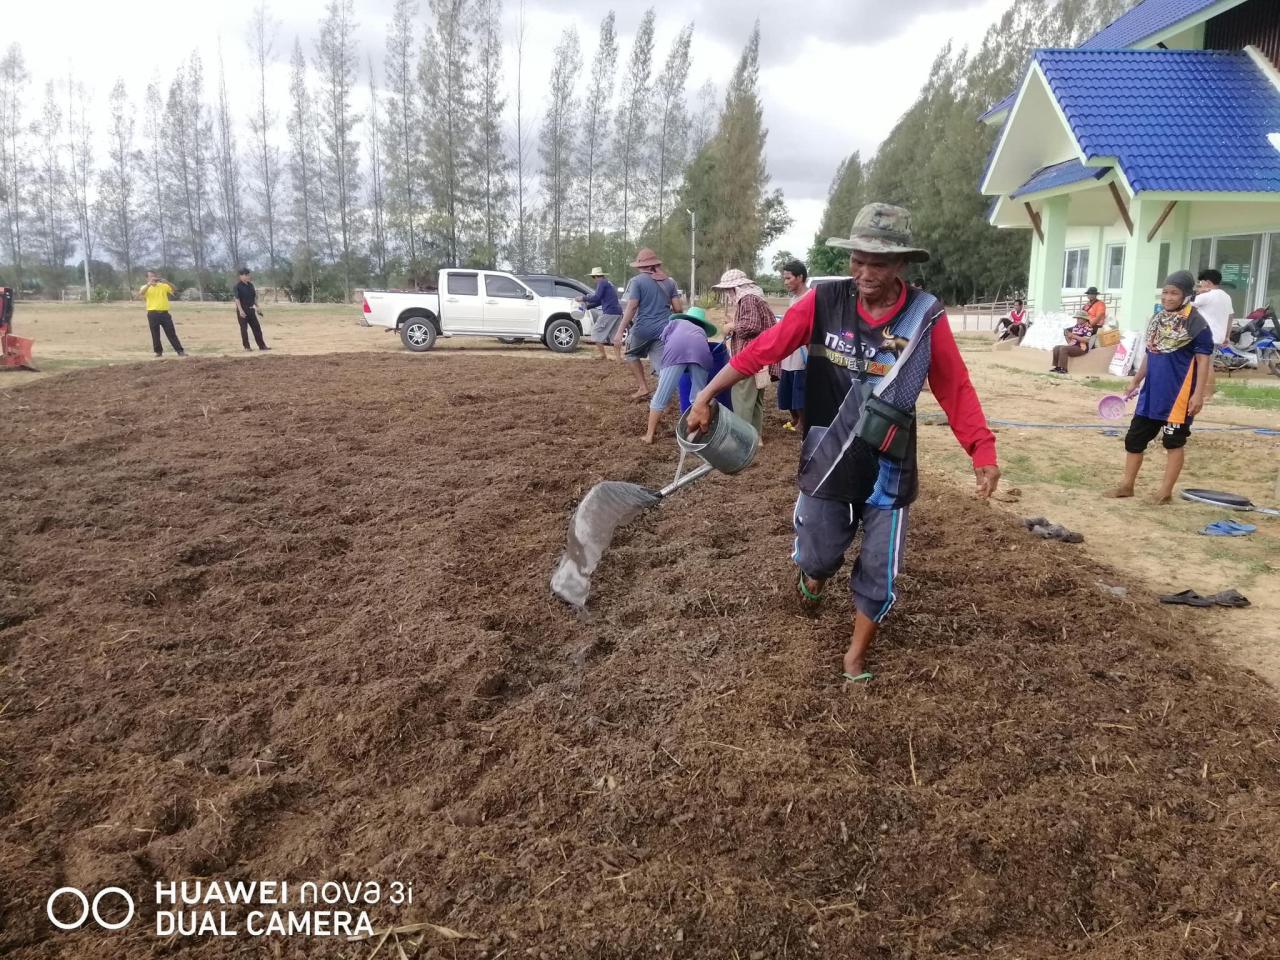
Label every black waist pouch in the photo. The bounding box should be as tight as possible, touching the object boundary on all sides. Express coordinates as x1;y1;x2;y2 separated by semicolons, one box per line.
856;395;914;462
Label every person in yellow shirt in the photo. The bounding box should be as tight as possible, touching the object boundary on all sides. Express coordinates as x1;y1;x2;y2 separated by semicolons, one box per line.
139;271;186;357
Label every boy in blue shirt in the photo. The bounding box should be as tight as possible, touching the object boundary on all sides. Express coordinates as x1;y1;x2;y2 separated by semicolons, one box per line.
1106;271;1213;504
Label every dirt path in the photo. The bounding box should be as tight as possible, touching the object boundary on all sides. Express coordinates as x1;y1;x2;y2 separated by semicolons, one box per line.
2;354;1279;958
917;344;1280;689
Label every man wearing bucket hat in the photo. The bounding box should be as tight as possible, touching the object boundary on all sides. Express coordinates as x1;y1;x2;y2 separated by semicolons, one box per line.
643;306;717;444
687;203;999;684
1104;270;1213;505
616;248;685;401
578;267;623;361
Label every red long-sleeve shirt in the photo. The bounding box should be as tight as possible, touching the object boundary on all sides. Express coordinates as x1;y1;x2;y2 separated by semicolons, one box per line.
729;286;997;469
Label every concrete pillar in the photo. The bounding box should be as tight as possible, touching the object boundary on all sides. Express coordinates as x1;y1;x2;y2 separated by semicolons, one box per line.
1118;197;1173;332
1091;227;1106;290
1027;228;1043;304
1027;195;1068;315
1168;201;1192;275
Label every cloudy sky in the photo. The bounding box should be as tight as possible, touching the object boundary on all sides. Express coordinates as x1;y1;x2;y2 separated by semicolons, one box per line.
12;0;1010;267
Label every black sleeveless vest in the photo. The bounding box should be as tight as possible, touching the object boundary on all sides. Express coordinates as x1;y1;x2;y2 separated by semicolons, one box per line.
797;280;944;505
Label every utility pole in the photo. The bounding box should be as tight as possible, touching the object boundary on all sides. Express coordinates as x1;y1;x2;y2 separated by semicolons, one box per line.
686;207;696;301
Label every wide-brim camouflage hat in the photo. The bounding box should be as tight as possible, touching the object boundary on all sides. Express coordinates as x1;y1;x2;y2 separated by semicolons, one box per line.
827;202;930;263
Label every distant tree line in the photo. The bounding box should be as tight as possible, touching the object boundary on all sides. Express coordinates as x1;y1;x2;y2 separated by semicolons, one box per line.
807;0;1135;305
0;5;786;303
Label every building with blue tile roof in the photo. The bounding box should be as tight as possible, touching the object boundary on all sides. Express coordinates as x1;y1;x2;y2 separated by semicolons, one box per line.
980;0;1280;333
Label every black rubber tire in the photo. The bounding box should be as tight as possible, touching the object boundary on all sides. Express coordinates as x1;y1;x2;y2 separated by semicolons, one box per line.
400;316;437;352
544;319;580;354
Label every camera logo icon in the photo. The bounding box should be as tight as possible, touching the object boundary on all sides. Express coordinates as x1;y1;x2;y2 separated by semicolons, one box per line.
46;887;135;931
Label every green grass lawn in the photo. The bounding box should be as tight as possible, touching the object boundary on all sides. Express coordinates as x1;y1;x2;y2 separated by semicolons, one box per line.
1215;381;1280;410
1075;375;1280;411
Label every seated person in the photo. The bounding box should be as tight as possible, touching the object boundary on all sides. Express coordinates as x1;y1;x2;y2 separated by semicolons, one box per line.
995;299;1028;341
1084;287;1107;331
1051;310;1093;374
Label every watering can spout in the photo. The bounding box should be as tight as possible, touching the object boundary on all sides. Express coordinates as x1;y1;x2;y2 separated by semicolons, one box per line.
550;402;759;609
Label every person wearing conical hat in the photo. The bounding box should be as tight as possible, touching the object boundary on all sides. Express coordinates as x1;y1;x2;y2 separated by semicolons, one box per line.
686;203;1000;684
616;248;685;401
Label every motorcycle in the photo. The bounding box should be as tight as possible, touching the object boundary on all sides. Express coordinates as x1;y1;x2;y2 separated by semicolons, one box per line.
1221;307;1280;378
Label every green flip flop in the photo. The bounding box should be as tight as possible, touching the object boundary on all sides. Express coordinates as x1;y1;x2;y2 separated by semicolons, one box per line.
798;572;825;604
841;671;874;683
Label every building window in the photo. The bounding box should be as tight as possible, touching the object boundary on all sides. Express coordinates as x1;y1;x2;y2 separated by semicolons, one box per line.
1189;238;1212;278
1157;243;1171;286
1105;245;1126;289
1063;248;1090;289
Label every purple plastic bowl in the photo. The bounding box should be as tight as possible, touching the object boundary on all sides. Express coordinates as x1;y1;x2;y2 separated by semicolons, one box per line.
1098;394;1127;420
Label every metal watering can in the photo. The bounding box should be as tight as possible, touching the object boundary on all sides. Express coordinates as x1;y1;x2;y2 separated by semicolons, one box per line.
550;401;759;608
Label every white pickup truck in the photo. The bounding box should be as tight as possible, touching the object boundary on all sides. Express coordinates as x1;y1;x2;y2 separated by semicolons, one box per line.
360;268;591;353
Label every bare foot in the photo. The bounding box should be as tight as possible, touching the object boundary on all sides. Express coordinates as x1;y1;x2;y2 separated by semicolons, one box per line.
1150;492;1172;505
1103;487;1134;499
630;389;650;402
641;434;655;445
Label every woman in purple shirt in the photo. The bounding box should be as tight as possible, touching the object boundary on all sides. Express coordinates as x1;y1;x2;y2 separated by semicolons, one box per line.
643;307;717;443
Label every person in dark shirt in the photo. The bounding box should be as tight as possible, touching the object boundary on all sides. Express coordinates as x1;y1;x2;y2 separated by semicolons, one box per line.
234;267;270;351
1105;270;1212;505
578;268;624;361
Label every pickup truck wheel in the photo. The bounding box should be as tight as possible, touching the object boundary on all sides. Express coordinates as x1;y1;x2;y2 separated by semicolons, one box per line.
400;317;437;352
545;319;580;354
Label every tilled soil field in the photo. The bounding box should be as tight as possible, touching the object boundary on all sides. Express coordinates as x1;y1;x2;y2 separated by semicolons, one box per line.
2;354;1278;959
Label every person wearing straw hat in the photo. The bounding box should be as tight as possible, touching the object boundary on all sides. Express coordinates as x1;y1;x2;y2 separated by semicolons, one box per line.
714;267;777;442
616;248;685;401
686;203;999;684
578;267;623;361
643;306;717;444
1050;309;1094;374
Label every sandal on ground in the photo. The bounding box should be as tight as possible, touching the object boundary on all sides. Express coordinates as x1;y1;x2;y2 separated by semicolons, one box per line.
1208;589;1250;608
841;671;874;684
1200;520;1256;537
798;572;824;605
1158;589;1215;608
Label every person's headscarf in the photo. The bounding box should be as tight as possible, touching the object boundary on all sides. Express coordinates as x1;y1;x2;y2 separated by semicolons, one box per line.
1146;270;1197;355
